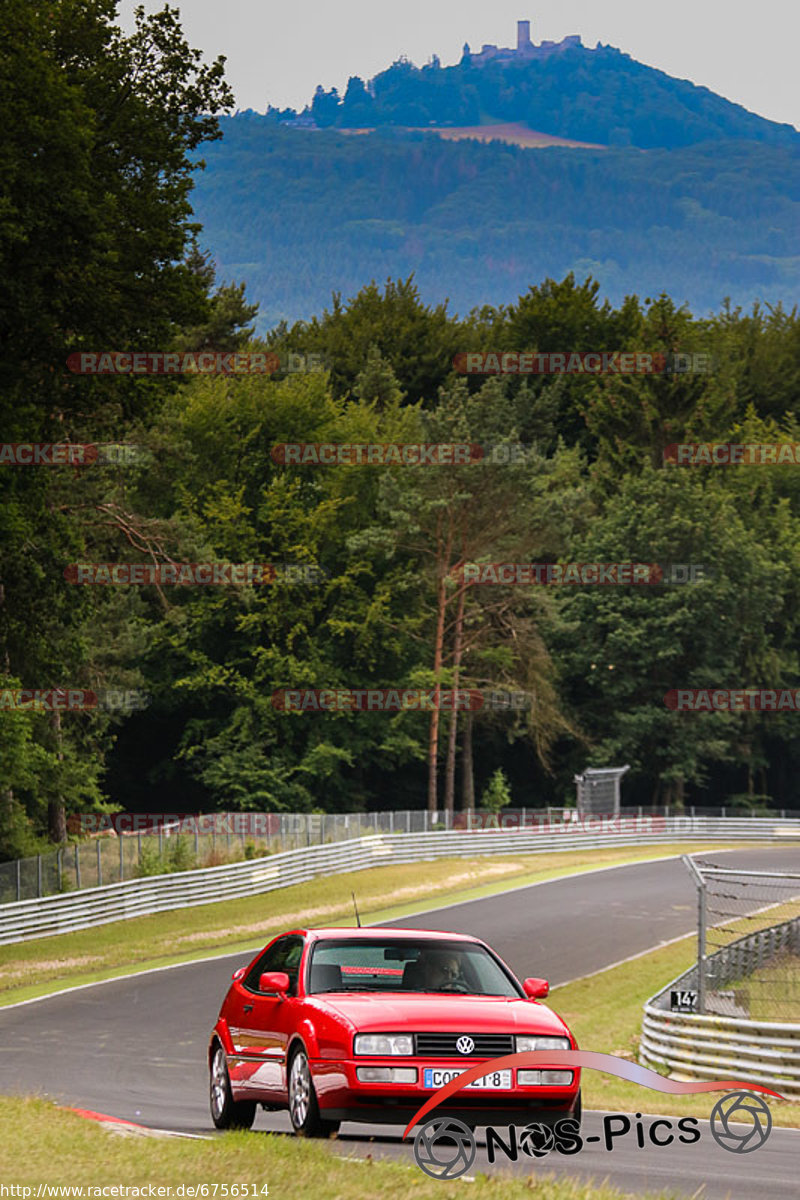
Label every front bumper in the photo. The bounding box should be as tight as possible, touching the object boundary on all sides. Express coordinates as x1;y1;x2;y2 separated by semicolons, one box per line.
311;1058;581;1128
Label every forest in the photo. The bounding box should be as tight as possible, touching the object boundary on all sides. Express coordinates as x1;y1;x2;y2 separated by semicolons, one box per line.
191;118;800;330
3;2;800;861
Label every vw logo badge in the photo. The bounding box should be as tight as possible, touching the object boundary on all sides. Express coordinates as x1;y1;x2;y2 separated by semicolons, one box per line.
456;1036;475;1055
413;1117;476;1179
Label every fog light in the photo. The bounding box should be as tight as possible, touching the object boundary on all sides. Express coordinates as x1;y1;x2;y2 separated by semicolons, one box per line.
357;1067;392;1083
517;1069;541;1085
517;1069;573;1086
356;1067;417;1084
390;1068;417;1084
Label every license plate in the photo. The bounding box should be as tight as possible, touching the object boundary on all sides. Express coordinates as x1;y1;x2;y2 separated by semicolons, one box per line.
423;1067;512;1089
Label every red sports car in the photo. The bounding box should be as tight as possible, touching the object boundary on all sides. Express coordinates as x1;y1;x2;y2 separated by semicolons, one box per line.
208;926;581;1137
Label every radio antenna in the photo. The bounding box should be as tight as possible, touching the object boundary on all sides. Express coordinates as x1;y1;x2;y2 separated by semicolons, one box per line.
352;891;362;927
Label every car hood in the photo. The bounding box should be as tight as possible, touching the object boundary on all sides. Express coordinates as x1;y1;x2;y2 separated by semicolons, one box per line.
312;993;570;1036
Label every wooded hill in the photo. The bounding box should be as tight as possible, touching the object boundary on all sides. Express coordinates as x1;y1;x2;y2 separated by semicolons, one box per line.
299;43;800;150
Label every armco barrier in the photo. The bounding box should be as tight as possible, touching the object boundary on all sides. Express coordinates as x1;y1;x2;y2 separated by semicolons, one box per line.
640;908;800;1097
0;816;798;946
2;806;795;903
640;990;800;1098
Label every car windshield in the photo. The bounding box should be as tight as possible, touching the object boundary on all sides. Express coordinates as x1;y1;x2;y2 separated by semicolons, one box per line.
306;937;522;997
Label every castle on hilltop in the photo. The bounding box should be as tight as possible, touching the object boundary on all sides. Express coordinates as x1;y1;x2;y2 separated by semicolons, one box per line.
463;19;582;67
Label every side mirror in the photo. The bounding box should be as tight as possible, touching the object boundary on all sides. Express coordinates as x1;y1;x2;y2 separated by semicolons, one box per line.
232;967;246;982
523;977;549;999
259;971;290;995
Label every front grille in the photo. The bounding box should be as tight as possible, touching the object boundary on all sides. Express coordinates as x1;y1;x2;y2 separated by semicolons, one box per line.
414;1032;514;1057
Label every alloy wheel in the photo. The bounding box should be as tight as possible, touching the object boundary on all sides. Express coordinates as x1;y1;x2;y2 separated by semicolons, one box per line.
289;1050;311;1128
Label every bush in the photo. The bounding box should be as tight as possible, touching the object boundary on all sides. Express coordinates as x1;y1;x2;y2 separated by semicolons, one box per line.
482;768;512;813
134;842;163;878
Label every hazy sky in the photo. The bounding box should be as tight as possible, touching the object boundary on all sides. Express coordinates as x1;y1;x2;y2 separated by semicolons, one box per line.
117;0;799;129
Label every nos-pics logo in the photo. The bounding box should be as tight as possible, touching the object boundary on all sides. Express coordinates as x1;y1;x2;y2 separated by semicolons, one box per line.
405;1051;780;1181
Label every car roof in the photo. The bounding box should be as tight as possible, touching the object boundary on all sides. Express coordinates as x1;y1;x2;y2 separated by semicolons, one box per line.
289;927;484;943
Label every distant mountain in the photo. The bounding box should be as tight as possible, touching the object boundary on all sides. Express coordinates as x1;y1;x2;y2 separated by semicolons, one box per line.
295;38;799;150
190;24;798;329
190;118;800;331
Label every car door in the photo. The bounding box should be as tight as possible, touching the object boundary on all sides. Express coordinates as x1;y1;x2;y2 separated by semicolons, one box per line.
227;934;305;1097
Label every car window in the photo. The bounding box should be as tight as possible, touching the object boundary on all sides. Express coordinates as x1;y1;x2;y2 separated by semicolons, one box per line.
244;934;304;995
307;938;521;996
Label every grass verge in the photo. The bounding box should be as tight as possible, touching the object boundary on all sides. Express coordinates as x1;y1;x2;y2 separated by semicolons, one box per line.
0;1095;677;1197
728;952;800;1021
0;842;748;1006
551;938;800;1126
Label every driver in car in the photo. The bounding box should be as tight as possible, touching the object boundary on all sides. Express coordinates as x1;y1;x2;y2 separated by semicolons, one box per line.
423;950;464;990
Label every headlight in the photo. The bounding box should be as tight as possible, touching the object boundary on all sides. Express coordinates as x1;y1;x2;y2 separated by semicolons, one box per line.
354;1034;414;1056
515;1035;571;1052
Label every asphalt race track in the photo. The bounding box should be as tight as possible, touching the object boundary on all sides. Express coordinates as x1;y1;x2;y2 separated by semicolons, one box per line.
2;847;799;1198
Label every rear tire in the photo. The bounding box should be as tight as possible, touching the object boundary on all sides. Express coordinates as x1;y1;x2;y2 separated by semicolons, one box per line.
210;1043;257;1130
287;1046;340;1138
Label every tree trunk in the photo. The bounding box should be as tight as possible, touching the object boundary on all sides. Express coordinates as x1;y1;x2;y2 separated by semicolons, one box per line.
0;578;18;842
675;776;685;813
427;521;452;813
443;567;466;817
461;709;475;812
48;708;67;843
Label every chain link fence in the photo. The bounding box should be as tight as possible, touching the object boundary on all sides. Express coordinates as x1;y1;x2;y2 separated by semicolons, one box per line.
682;856;800;1021
0;804;795;905
0;810;453;903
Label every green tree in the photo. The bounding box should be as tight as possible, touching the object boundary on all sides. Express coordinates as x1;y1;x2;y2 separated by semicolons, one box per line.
481;768;512;812
0;0;234;850
555;466;793;805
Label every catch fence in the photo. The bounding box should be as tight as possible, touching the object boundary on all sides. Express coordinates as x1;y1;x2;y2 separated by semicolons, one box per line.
683;857;800;1021
0;805;793;905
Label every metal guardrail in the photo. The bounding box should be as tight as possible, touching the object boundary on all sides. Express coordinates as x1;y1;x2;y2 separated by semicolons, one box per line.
640;915;800;1097
2;804;794;904
640;1005;800;1097
0;815;798;946
0;809;445;904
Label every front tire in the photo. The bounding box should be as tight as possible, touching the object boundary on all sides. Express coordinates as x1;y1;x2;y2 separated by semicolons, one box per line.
571;1089;582;1130
210;1043;257;1130
287;1046;340;1138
